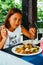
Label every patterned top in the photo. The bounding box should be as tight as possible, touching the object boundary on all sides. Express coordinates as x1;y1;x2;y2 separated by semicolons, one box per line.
3;25;21;49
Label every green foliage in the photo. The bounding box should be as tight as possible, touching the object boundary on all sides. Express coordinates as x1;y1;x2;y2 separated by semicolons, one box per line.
38;0;43;2
35;22;43;28
37;0;43;28
0;0;22;23
37;0;43;22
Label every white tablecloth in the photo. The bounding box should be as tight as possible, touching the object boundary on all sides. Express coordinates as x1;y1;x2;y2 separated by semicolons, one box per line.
0;51;33;65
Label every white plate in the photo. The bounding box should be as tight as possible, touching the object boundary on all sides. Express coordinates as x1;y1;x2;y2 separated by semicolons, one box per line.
11;45;42;56
22;39;40;45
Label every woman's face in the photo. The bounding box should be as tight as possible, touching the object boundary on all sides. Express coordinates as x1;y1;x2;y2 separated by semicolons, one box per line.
9;13;22;30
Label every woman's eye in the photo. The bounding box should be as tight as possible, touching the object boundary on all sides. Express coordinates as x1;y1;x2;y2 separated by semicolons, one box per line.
13;17;22;22
13;18;17;20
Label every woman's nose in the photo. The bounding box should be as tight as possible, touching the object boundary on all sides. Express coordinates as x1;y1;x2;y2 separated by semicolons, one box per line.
15;21;19;26
16;20;19;24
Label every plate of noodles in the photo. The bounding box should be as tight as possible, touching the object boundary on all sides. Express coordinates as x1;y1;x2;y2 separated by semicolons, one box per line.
11;41;42;56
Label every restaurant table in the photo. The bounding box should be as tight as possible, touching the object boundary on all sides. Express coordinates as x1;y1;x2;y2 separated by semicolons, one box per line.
0;50;33;65
2;44;43;65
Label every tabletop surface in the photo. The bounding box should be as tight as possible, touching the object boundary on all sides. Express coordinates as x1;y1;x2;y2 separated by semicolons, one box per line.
0;50;33;65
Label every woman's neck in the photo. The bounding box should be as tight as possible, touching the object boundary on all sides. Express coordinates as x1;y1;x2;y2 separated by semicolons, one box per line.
8;27;15;32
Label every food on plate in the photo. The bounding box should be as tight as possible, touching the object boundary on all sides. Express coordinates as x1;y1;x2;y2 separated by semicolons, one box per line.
15;43;39;54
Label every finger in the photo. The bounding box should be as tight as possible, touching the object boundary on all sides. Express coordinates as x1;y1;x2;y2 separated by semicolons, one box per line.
1;25;6;29
29;28;36;33
30;31;35;36
1;29;7;35
29;28;34;33
29;29;35;36
32;28;36;32
1;30;7;38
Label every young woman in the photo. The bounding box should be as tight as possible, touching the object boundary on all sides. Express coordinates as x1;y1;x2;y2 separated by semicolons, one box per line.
0;8;36;49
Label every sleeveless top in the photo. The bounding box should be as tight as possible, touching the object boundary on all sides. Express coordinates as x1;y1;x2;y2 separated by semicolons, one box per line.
3;25;21;49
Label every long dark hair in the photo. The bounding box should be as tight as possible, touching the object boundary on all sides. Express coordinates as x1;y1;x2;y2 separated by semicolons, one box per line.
4;8;22;28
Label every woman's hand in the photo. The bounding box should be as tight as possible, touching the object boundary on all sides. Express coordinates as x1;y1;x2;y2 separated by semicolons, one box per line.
0;25;8;49
0;25;8;41
1;29;7;40
21;26;36;39
29;28;36;38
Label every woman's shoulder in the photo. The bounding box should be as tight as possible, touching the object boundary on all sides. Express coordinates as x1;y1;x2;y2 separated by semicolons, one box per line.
16;25;21;32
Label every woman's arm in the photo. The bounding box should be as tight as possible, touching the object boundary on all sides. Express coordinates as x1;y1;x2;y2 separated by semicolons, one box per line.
0;27;7;49
0;37;6;49
21;26;36;39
